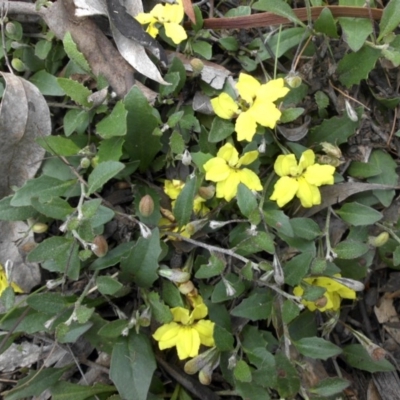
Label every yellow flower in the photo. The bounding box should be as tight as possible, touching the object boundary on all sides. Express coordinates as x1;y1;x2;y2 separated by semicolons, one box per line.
0;264;23;296
293;275;356;312
135;0;187;45
203;143;262;202
164;179;209;216
153;297;215;359
211;73;290;142
270;149;335;208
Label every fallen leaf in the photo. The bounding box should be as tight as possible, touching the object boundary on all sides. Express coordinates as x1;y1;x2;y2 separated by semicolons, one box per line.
0;73;51;198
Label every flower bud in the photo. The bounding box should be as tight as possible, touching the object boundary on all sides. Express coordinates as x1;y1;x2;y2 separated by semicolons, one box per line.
285;72;302;88
345;99;358;122
314;296;328;308
320;142;343;159
79;249;92;261
91;156;99;168
182;150;192;166
139;194;154;217
368;232;389;248
199;368;212;385
11;58;26;72
80;157;91;169
190;58;204;76
198;185;215;200
158;268;191;283
91;235;108;257
317;154;344;167
160;207;175;222
178;280;195;295
138;307;151;327
32;222;48;233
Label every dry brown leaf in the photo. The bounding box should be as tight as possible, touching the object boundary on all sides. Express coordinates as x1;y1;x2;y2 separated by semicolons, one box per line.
374;296;398;324
297;182;399;217
0;73;51;198
182;0;196;24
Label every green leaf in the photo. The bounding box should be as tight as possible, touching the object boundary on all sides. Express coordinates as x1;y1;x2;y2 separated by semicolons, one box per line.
234;360;252;383
0;196;38;221
57;78;92;108
336;202;383;226
235;382;271;400
275;353;300;398
63;32;91;73
36;136;80;156
310;377;350;397
347;160;382;178
35;39;52;60
252;0;303;26
237;183;258;218
264;209;294;237
159;72;180;97
378;0;400;41
51;382;116;400
27;237;74;263
393;245;400;266
96;100;127;139
56;321;93;343
280;107;304;123
211;273;246;303
334;240;369;259
87;161;125;195
75;305;94;324
63;109;90;136
343;344;395;372
282;299;300;324
121;229;161;288
110;333;156;400
195;254;225;279
337;45;381;87
314;7;338;38
147;291;173;324
90;242;133;271
3;366;70;400
231;289;273;321
169;130;185;154
96;276;123;296
367;150;397;206
225;6;251;17
290;217;321;240
11;176;76;207
174;175;197;227
338;17;373;52
192;41;212;60
307;111;360;145
30;70;65;96
208;117;235;143
98;319;129;338
31;197;74;219
27;293;70;315
124;87;162;171
97;137;125;162
294;337;342;360
283;252;313;285
214;324;234;351
219;37;239;52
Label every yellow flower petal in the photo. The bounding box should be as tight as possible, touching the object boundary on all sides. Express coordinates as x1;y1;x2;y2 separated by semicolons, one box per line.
150;3;165;20
250;100;282;129
216;172;241;201
153;322;181;349
270;176;299;207
256;78;290;103
303;164;335;186
171;307;191;324
163;3;184;23
164;22;187;44
237;150;259;167
237;169;263;191
296;176;321;207
190;303;208;322
298;149;315;171
194;320;215;346
273;154;297;177
204;158;231;182
176;326;201;359
236;111;257;142
135;12;156;25
236;73;260;104
217;143;239;166
164;179;184;199
211;93;239;120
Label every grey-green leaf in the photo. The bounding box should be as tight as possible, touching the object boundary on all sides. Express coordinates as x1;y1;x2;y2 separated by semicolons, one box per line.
336;202;383;226
87;161;125;195
174;175;197;227
294;337;342;360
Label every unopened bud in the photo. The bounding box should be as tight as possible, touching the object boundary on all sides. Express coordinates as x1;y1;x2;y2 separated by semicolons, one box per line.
314;296;328;308
368;232;389;248
190;58;204;76
345;99;358;122
285;72;302;88
182;150;192;166
11;58;26;72
138;307;151;327
317;154;344;167
199;368;212;385
222;277;236;297
80;157;91;169
209;220;227;229
32;222;48;233
160;207;175;222
198;185;215;200
91;156;99;168
178;280;195;295
6;23;16;36
79;249;92;261
91;235;108;257
139;194;154;217
320;142;343;159
159;268;190;283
